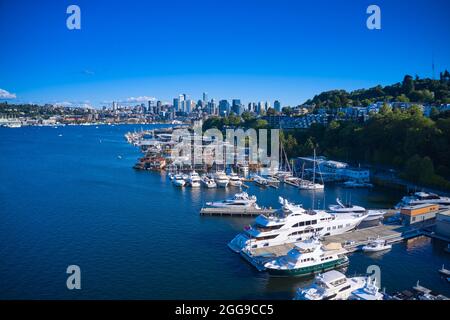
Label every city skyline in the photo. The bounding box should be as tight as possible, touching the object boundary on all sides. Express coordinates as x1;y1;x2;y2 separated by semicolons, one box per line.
1;0;450;107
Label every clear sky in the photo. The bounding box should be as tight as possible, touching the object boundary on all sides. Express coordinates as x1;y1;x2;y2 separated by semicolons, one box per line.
0;0;449;107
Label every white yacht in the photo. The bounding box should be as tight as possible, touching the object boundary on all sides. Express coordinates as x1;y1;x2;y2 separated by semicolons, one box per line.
253;175;268;187
298;180;325;190
206;192;259;209
201;175;217;188
172;174;186;187
397;192;450;208
214;171;230;188
228;197;367;253
264;240;349;277
187;171;201;187
362;239;392;253
294;270;367;300
329;198;386;222
228;172;243;187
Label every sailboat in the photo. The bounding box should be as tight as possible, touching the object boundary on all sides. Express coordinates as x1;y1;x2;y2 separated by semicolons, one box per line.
298;149;325;190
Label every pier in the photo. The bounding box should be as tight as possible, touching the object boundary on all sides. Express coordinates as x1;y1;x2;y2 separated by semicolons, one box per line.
200;207;276;217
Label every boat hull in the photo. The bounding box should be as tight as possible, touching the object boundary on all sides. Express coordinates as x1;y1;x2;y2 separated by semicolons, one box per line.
266;258;349;277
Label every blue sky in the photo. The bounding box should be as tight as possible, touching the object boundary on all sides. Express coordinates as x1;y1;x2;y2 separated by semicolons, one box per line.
0;0;449;107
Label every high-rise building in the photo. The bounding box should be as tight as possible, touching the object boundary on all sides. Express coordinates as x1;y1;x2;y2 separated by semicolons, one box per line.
202;92;208;103
232;99;243;115
173;98;180;111
219;100;230;116
274;100;281;112
208;99;217;115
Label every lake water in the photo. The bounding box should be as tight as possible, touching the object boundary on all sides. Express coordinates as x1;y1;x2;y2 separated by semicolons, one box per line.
1;125;449;299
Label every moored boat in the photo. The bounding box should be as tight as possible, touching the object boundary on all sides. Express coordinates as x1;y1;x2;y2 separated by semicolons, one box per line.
214;171;230;188
201;175;217;188
206;192;259;209
362;239;392;253
295;270;378;300
228;197;367;253
228;171;243;187
264;239;348;277
172;174;186;187
187;171;201;187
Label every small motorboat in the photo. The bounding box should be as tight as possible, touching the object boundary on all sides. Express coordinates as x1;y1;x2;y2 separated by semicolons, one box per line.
362;239;392;253
172;174;186;187
201;175;217;188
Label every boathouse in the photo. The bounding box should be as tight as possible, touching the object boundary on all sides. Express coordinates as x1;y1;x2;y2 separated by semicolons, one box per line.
400;204;440;226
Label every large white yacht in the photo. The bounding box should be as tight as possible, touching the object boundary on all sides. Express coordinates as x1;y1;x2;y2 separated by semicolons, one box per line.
294;270;380;300
264;240;348;277
214;171;230;188
228;197;367;253
329;198;386;222
187;171;201;187
397;192;450;208
206;192;259;209
228;172;243;187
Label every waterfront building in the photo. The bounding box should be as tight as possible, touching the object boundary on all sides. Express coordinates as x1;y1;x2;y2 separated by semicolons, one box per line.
400;204;440;226
435;210;450;239
295;157;370;183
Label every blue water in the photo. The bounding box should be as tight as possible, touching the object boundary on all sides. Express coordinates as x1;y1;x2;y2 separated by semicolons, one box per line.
0;125;449;299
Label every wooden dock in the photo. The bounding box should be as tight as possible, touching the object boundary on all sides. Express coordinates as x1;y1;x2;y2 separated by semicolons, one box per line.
200;207;276;217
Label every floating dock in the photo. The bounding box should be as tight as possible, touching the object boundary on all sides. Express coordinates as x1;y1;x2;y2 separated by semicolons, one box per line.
200;207;276;217
241;224;424;271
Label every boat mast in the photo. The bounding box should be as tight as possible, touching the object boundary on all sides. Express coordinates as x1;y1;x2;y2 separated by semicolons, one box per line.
313;148;316;184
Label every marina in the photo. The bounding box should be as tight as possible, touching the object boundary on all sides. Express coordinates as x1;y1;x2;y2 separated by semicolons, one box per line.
1;124;450;300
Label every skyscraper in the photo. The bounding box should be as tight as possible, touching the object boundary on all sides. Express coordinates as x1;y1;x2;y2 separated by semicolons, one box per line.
173;98;180;112
232;99;243;115
219;100;230;116
274;100;281;112
202;92;208;103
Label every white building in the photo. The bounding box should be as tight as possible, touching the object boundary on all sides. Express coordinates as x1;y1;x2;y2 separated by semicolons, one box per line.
297;157;370;182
